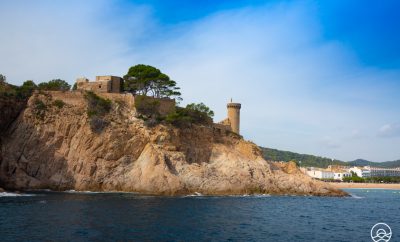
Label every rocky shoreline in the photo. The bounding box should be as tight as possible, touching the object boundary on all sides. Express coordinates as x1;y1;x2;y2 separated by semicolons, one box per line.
0;92;347;197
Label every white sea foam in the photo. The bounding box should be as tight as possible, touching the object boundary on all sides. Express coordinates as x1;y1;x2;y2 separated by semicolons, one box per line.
64;190;139;195
349;194;364;199
65;190;102;194
0;192;34;197
227;194;272;197
184;193;272;198
184;192;204;197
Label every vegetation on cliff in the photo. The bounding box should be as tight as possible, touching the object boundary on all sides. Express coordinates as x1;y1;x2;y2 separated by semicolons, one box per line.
123;65;215;128
37;79;71;91
0;77;36;133
84;91;112;132
0;74;70;97
0;79;36;100
165;103;214;127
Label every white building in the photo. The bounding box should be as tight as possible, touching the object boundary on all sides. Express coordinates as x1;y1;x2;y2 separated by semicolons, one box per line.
333;172;351;181
369;167;400;177
349;167;371;178
305;168;334;179
348;166;400;178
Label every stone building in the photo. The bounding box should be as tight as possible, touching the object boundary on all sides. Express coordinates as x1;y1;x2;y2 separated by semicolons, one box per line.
216;99;242;135
76;76;122;93
227;101;241;134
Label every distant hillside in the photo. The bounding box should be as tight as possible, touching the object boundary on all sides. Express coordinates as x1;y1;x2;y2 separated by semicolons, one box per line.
260;147;400;168
347;159;400;168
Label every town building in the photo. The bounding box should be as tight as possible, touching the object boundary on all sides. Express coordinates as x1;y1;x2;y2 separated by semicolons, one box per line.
367;166;400;177
349;167;371;178
333;172;351;181
76;76;122;93
304;167;334;180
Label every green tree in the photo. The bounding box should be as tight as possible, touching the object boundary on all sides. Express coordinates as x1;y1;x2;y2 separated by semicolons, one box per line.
124;64;181;100
19;80;37;97
21;80;37;91
185;103;214;119
72;82;77;90
38;79;71;91
0;74;5;84
165;102;214;126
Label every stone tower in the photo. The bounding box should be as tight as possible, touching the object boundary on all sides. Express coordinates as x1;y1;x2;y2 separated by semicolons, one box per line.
227;99;241;134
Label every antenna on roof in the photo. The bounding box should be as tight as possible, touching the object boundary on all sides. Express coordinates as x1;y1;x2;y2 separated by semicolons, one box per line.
230;98;232;103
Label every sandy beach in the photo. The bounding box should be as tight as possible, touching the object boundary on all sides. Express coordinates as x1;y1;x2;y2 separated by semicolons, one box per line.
331;182;400;189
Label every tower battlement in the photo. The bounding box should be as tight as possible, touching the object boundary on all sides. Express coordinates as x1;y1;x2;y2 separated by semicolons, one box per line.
227;103;241;109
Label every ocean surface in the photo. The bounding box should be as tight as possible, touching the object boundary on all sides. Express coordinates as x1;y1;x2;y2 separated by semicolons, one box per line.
0;189;399;241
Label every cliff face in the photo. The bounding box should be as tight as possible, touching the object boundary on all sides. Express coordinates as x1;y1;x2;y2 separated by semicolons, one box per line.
0;96;26;134
0;92;346;196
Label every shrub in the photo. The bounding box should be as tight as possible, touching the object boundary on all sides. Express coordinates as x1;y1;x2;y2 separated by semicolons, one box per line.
165;103;214;127
84;91;112;117
134;95;160;117
84;91;112;132
184;103;213;124
0;80;37;100
34;99;46;111
32;98;47;119
165;106;193;126
53;99;65;108
89;116;109;133
38;79;71;91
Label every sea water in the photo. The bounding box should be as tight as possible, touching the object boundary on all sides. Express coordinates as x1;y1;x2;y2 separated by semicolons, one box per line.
0;189;399;241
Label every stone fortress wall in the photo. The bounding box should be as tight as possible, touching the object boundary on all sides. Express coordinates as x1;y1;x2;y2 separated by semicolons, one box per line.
48;91;175;116
48;91;86;107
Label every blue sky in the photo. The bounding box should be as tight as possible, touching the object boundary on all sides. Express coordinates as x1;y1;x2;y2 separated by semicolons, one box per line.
1;0;399;162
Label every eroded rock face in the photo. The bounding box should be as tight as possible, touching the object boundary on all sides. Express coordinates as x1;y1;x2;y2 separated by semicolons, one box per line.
0;96;26;134
0;92;347;196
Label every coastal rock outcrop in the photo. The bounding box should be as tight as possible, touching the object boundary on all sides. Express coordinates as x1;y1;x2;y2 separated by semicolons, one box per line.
0;96;26;134
0;91;347;196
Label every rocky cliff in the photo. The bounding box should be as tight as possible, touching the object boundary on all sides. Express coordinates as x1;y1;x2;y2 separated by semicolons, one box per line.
0;91;347;196
0;95;27;134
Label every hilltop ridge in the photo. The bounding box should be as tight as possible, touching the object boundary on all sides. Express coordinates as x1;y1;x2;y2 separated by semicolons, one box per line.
261;147;400;168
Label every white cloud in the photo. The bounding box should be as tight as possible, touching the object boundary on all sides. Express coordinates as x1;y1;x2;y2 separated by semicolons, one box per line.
378;123;400;138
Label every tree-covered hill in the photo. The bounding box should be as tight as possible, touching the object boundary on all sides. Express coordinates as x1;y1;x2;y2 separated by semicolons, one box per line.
260;147;400;168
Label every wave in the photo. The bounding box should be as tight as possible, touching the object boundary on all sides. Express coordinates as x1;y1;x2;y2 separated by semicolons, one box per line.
349;194;364;199
64;190;140;195
65;190;112;194
184;192;205;197
0;192;34;197
184;193;272;198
